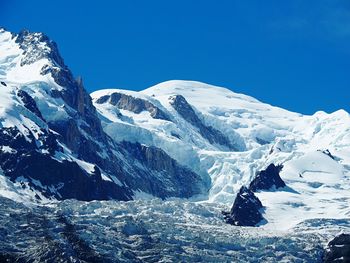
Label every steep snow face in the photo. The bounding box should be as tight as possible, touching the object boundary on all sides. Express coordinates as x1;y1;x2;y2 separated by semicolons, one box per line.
93;80;350;229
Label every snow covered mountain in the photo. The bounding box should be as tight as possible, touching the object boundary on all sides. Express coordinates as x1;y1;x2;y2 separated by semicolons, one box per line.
92;80;350;230
0;28;208;202
1;28;350;261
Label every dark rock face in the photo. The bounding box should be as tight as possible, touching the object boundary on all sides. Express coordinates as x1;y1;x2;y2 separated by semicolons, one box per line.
0;126;131;201
169;95;238;151
96;92;170;121
323;234;350;262
49;118;114;170
223;186;265;226
120;141;209;199
249;164;286;192
17;90;44;120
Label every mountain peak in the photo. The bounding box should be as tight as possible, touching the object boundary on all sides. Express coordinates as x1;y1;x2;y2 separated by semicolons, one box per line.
144;79;235;93
142;80;261;107
15;29;66;69
0;28;70;86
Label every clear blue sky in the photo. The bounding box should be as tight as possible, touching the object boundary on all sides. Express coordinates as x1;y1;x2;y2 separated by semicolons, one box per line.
1;0;349;114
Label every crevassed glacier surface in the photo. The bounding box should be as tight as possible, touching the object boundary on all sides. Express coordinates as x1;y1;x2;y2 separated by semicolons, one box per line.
2;196;349;262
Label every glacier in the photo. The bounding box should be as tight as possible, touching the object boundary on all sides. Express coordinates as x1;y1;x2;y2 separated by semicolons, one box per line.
92;80;350;230
1;196;349;262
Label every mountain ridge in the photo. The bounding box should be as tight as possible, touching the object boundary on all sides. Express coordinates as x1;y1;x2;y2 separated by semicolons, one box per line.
0;28;209;202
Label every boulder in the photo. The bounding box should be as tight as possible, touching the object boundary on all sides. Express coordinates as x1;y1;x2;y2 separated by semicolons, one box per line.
324;233;350;262
223;186;265;226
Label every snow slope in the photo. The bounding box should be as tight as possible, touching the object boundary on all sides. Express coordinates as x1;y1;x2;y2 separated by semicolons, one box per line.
93;80;350;230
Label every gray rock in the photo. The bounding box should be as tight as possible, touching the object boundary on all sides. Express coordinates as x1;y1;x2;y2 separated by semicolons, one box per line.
169;94;238;151
120;141;210;199
17;90;45;121
249;164;286;192
96;92;170;121
0;126;131;201
223;186;265;226
324;233;350;262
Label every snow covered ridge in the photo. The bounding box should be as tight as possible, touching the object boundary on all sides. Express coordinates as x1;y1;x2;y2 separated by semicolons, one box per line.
0;28;209;202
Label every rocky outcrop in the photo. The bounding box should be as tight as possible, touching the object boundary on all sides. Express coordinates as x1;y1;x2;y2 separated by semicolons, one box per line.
14;30;130;191
224;163;286;226
120;141;209;199
249;164;286;192
169;95;238;151
17;90;44;120
96;92;170;121
15;29;65;68
15;30;105;145
223;186;265;226
323;234;350;262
